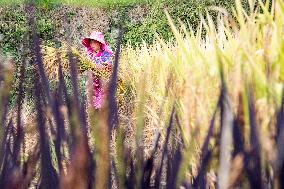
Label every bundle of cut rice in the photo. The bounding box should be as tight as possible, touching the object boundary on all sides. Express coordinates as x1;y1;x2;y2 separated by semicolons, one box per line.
41;44;112;80
41;44;125;97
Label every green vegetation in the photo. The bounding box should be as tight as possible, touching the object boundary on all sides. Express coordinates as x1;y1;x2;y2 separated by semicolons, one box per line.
0;0;146;7
0;0;25;5
122;0;248;45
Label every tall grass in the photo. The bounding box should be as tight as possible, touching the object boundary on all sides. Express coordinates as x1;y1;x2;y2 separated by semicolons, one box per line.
0;0;283;188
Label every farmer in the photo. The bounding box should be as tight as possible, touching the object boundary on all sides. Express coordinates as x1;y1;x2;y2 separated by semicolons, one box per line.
82;31;113;109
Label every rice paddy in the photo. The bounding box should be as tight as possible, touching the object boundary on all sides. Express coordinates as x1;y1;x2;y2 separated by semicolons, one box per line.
0;0;283;188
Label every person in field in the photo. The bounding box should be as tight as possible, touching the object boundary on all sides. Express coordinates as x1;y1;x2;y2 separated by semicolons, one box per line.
82;31;113;109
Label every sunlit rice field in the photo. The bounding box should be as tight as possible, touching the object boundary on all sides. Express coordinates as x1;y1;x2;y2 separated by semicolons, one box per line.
0;0;284;188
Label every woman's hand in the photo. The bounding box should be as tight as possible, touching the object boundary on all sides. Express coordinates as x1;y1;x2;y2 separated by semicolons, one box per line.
95;63;112;71
95;63;104;69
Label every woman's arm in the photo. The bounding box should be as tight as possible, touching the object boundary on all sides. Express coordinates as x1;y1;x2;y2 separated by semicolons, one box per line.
86;47;96;60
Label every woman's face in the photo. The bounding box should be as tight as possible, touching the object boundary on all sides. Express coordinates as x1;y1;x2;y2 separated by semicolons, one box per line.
90;40;101;52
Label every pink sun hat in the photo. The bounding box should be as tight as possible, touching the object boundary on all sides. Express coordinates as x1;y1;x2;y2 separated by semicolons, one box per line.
82;31;113;54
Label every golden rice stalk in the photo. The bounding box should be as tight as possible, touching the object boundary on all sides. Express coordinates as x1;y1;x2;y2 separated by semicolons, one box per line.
41;45;113;80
